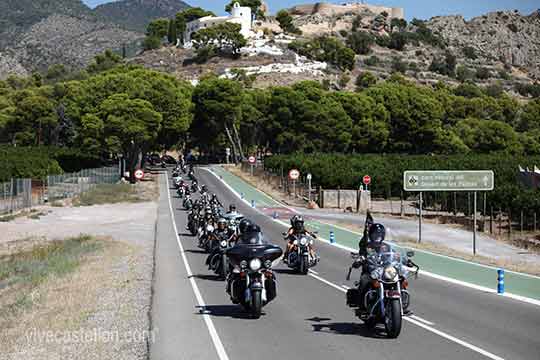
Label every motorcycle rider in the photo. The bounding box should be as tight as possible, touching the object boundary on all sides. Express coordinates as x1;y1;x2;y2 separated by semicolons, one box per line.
206;218;236;268
283;215;318;263
227;204;238;214
210;193;222;207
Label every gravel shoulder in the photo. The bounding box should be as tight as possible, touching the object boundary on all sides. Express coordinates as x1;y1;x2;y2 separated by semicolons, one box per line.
0;184;158;360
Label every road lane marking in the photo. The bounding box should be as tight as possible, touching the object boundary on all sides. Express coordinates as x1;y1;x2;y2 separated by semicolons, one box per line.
341;285;350;290
206;167;540;307
308;269;319;275
410;315;435;326
165;175;230;360
307;271;506;360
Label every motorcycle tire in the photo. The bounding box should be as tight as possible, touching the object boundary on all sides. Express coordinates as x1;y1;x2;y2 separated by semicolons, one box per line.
220;255;228;280
300;255;309;275
385;299;402;338
251;290;262;319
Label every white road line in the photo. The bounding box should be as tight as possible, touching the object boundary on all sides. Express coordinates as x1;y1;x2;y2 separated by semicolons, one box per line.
308;269;319;275
341;285;351;290
410;315;435;326
307;269;506;360
206;167;540;307
405;318;505;360
165;175;230;360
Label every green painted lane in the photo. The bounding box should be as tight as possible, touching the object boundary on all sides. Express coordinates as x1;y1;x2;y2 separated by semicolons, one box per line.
211;165;540;301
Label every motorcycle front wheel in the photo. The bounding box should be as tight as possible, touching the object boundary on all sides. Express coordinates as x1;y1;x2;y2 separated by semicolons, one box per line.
251;290;262;319
385;299;402;338
300;255;309;275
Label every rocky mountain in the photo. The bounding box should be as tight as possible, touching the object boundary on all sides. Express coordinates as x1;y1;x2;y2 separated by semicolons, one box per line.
94;0;190;32
426;10;540;79
0;0;191;79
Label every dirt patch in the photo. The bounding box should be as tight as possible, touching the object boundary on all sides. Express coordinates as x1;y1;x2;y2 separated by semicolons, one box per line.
0;235;151;360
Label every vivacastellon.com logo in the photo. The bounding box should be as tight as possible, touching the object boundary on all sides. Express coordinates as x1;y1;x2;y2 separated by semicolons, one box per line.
24;328;158;345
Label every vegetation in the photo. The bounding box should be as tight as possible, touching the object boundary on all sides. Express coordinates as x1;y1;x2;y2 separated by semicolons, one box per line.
346;32;374;55
276;10;301;35
264;153;540;213
74;184;140;206
429;51;457;77
192;22;247;62
175;7;216;43
355;72;378;90
289;37;356;71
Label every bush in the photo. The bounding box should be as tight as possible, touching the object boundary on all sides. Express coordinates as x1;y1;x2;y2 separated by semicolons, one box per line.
364;55;379;66
355;71;377;90
476;67;491;80
507;23;518;33
391;57;408;73
388;32;407;51
143;36;161;51
347;31;374;55
289;36;356;71
429;51;456;77
462;46;477;60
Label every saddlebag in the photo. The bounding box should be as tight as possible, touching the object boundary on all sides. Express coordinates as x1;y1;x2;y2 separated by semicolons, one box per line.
265;277;277;302
346;288;362;308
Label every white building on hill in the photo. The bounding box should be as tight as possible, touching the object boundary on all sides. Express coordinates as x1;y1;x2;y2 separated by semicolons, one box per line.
183;2;254;45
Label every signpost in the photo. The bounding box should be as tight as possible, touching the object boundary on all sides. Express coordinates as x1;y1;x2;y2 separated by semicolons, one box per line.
134;169;145;181
248;156;256;176
403;170;494;254
307;173;312;202
289;169;300;198
363;175;371;190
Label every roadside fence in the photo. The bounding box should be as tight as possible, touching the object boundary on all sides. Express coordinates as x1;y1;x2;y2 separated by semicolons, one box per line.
0;166;119;215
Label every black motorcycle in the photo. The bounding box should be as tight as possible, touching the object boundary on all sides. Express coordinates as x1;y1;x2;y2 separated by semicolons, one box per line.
226;235;282;318
284;233;318;275
187;209;200;236
346;249;419;338
183;194;193;210
207;232;236;279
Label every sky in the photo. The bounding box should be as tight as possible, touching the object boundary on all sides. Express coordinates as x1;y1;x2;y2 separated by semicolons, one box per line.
83;1;540;20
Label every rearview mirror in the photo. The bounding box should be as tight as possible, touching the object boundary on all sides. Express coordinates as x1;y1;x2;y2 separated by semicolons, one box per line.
282;232;287;236
406;251;415;258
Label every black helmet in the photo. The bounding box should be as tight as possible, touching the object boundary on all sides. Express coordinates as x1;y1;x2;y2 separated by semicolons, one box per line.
238;219;252;234
229;204;236;212
245;223;261;234
201;185;208;192
368;223;386;244
291;215;304;231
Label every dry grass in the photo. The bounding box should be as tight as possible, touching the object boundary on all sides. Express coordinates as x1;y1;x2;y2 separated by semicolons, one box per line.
72;179;158;206
0;236;135;356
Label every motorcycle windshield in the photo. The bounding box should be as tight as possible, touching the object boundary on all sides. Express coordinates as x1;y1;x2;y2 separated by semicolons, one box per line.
367;250;404;273
238;232;266;245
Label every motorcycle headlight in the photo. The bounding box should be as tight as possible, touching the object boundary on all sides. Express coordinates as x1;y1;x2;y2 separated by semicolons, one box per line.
383;266;398;281
240;260;248;268
264;260;272;269
249;258;262;271
300;237;308;246
220;240;227;247
207;225;214;232
293;239;298;245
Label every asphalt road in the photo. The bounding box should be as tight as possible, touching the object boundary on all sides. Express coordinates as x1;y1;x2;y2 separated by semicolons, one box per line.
150;168;540;360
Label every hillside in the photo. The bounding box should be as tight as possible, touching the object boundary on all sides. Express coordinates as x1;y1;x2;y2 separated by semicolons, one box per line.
94;0;190;33
0;0;191;78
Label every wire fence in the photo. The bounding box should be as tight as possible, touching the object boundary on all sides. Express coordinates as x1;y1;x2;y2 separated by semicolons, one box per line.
47;166;119;201
0;166;119;215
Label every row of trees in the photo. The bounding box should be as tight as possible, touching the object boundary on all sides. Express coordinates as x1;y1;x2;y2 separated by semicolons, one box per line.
2;51;539;178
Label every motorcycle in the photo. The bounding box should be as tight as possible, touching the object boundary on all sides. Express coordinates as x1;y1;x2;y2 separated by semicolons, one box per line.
284;233;318;274
226;236;282;318
346;249;419;338
208;232;236;279
198;222;215;252
187;209;200;236
183;194;193;210
223;213;244;235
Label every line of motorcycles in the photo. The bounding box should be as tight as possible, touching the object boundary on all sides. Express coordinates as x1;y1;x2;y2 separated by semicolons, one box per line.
171;166;419;337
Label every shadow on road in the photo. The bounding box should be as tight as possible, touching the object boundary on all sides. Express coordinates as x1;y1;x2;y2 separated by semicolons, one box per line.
196;305;260;319
190;274;223;281
306;317;387;338
184;249;207;254
273;268;305;275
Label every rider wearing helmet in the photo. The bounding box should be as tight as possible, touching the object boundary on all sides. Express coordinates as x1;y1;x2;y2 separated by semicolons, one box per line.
283;215;317;263
355;219;392;307
238;218;252;236
206;218;236;268
200;185;208;194
227;204;237;214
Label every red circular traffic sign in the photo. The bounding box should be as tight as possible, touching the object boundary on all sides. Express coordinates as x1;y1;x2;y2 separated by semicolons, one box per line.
135;169;145;180
248;156;256;164
363;175;371;185
289;169;300;180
